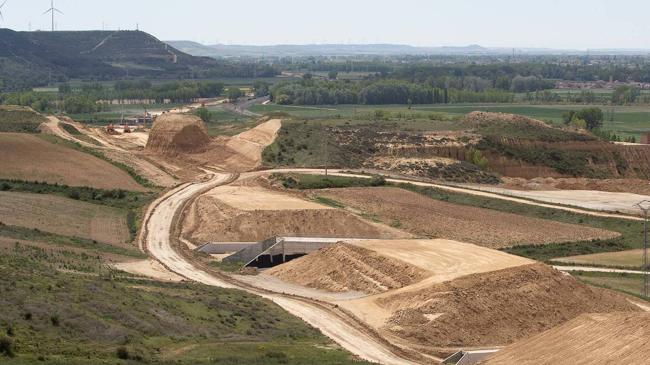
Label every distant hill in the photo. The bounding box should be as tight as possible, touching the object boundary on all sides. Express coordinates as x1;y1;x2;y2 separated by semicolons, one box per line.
0;29;218;91
166;41;650;58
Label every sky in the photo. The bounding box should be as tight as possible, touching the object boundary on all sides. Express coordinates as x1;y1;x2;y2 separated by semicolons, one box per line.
1;0;648;49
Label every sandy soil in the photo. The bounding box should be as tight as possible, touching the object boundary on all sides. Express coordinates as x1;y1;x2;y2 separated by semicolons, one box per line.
462;184;650;216
0;191;130;245
204;185;329;211
319;187;618;248
553;249;645;268
267;243;430;294
143;172;417;365
113;259;183;281
502;176;650;196
0;133;146;191
222;118;281;170
355;263;639;348
483;312;650;365
182;195;407;243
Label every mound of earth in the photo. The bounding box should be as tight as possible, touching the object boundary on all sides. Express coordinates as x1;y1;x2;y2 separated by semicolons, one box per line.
318;187;618;248
483;312;650;365
146;113;210;154
267;243;429;294
465;111;550;128
377;263;639;348
182;194;407;243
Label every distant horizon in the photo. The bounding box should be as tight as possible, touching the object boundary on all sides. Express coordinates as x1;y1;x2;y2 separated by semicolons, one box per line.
0;0;649;49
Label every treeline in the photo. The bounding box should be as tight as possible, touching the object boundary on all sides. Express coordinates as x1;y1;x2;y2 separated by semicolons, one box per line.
0;80;226;114
270;79;514;105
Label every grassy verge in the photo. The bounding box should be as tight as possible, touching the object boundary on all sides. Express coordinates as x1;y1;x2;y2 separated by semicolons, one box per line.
571;271;649;301
313;196;345;208
0;242;369;364
58;122;103;146
271;173;386;189
0;224;144;258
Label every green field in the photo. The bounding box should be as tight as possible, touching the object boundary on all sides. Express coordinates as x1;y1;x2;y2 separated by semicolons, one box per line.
0;239;370;364
251;103;650;140
572;271;649;300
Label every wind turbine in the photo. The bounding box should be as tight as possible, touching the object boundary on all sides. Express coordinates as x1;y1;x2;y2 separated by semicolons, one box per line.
43;0;63;31
0;0;8;24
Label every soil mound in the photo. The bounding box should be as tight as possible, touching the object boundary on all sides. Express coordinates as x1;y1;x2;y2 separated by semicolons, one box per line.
465;111;549;128
483;312;650;365
182;195;407;244
146;113;210;154
267;243;429;294
378;263;639;347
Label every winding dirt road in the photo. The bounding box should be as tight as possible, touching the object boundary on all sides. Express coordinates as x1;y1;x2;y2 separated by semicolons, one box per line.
141;171;420;365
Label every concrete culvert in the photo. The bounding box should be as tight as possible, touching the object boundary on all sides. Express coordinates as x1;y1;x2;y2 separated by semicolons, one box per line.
146;113;210;154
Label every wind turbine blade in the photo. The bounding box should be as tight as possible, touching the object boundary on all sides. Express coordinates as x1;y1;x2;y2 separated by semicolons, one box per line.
0;0;7;9
54;8;63;14
43;8;52;15
0;11;3;21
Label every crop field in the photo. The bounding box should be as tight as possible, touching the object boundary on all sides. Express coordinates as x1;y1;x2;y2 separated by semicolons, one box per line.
573;271;648;299
0;191;130;245
553;249;644;268
0;133;145;191
251;103;650;139
0;105;47;133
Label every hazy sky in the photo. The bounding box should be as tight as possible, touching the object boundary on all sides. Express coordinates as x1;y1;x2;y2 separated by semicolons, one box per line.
1;0;648;49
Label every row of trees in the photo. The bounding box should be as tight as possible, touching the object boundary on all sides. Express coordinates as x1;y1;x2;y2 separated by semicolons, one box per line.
270;79;515;105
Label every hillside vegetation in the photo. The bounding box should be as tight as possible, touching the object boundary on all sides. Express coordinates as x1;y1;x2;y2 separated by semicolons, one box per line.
0;106;47;133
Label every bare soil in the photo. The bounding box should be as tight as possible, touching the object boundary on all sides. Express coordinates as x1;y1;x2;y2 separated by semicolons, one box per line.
0;133;146;191
483;312;650;365
146;113;211;154
319;187;618;248
182;194;406;243
0;191;130;245
377;263;640;348
502;176;650;195
267;243;430;295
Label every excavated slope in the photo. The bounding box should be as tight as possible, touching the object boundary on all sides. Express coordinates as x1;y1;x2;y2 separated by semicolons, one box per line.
483;312;650;365
146;113;210;154
378;263;640;347
267;243;429;295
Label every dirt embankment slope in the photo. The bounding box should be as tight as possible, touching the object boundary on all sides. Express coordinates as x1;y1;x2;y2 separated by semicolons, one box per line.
376;263;640;348
182;193;406;243
318;187;618;248
267;243;429;295
0;133;146;191
146;113;211;154
483;312;650;365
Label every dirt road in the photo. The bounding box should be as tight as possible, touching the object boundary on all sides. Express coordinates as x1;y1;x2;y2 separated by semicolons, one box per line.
141;171;419;365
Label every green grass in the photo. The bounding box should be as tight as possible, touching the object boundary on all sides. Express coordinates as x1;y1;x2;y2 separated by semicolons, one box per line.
0;106;47;133
313;196;345;209
572;271;650;301
252;103;650;140
272;173;386;190
0;224;144;258
0;243;371;364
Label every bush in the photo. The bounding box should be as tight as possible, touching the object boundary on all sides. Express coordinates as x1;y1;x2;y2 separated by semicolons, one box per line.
116;346;129;360
0;336;15;357
50;314;60;326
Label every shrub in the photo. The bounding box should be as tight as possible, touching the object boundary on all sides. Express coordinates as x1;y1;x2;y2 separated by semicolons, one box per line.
50;314;60;326
116;346;129;360
0;336;15;357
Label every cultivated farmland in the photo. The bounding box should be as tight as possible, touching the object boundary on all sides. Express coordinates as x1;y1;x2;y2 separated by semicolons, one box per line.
0;133;146;191
0;191;130;245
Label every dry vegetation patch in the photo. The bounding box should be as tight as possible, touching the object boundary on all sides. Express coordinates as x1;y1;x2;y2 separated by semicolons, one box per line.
267;243;429;295
0;133;146;191
0;191;130;245
318;187;618;248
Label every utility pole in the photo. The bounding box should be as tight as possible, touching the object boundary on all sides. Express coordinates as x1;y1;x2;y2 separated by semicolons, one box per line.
636;200;650;297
